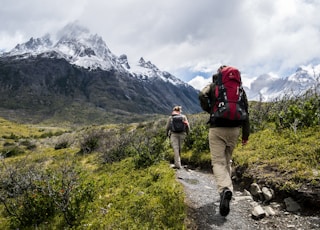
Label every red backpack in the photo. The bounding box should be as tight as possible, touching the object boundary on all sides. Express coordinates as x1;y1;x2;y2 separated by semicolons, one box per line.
212;66;247;121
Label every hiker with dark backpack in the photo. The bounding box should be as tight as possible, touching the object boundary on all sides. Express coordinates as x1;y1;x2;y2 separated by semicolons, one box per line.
165;106;190;169
199;65;250;217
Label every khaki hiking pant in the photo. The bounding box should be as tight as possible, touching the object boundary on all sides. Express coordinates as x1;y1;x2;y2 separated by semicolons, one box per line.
170;132;186;168
209;127;240;194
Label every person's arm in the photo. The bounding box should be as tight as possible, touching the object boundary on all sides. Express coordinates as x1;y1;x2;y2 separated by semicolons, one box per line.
183;115;190;135
242;90;250;145
165;116;171;137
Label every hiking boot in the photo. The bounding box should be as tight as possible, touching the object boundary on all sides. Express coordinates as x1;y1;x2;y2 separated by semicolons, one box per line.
172;165;181;170
219;187;232;216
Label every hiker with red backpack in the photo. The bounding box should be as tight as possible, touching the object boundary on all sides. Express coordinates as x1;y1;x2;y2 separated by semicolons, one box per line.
199;65;250;217
166;106;190;169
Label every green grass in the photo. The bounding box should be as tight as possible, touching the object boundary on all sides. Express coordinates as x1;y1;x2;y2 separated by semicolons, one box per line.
233;125;320;190
0;117;186;229
83;158;186;229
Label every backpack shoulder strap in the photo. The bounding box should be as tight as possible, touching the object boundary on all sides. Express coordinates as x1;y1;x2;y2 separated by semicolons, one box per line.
216;72;223;86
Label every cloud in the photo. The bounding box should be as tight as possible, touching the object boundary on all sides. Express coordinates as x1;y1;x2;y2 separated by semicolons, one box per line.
1;0;320;82
188;75;210;90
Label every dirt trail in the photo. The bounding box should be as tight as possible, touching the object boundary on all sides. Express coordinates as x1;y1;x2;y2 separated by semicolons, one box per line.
176;167;320;230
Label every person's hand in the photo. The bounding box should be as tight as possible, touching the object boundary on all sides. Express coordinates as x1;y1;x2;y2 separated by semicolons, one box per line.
242;139;248;146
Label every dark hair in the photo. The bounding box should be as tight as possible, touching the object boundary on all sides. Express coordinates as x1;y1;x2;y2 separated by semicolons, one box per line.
217;65;227;73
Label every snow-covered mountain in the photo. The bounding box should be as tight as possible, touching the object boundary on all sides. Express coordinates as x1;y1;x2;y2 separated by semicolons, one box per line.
0;23;201;124
1;23;186;87
247;64;320;101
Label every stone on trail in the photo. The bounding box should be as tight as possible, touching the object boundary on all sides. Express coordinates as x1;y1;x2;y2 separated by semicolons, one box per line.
252;205;266;220
284;197;301;212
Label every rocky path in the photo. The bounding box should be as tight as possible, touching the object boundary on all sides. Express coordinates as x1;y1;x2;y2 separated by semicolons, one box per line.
175;167;320;230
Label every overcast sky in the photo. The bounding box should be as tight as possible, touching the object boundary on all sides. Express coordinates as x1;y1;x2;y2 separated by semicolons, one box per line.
1;0;320;88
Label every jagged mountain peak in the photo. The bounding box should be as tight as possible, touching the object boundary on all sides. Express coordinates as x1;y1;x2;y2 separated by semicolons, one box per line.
55;23;108;53
138;57;158;70
247;64;320;101
0;23;188;87
56;22;90;40
289;64;320;83
10;34;52;54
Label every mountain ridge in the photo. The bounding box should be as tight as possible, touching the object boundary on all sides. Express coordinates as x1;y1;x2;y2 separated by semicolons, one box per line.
0;23;201;124
246;64;320;101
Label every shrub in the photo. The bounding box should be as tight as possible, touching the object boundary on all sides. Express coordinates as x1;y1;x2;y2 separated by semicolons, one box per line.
0;157;95;228
132;132;167;169
20;140;37;150
54;140;70;150
101;128;134;163
184;122;209;154
79;129;103;154
99;121;168;168
45;160;95;226
272;94;320;131
0;146;25;158
0;161;55;228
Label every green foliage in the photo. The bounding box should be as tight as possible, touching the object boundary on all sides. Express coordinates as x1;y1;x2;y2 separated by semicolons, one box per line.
2;133;19;140
79;129;102;154
0;162;55;228
248;100;272;132
0;157;95;229
77;120;169;167
132;124;167;169
271;93;320;131
38;130;66;138
233;125;320;190
54;140;70;150
100;127;136;163
0;117;186;228
0;145;25;158
184;122;209;154
85;159;186;229
45;160;95;227
20;140;37;150
1;89;319;229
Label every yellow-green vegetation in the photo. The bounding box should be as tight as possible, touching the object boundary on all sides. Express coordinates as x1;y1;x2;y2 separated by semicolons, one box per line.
0;117;52;138
1;88;319;228
0;117;186;229
85;159;185;229
233;124;320;190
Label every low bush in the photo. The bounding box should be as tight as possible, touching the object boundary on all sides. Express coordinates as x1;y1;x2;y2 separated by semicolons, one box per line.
0;157;95;229
270;92;320;131
0;146;25;158
78;129;103;154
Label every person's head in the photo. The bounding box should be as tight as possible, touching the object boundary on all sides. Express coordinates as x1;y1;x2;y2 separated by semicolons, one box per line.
213;65;227;81
173;106;182;112
217;65;227;73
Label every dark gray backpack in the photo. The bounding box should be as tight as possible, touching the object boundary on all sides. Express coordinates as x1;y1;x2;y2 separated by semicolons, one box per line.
171;114;185;133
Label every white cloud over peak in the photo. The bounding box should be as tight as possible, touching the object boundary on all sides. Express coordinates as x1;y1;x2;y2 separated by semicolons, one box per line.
188;75;210;91
1;0;320;83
